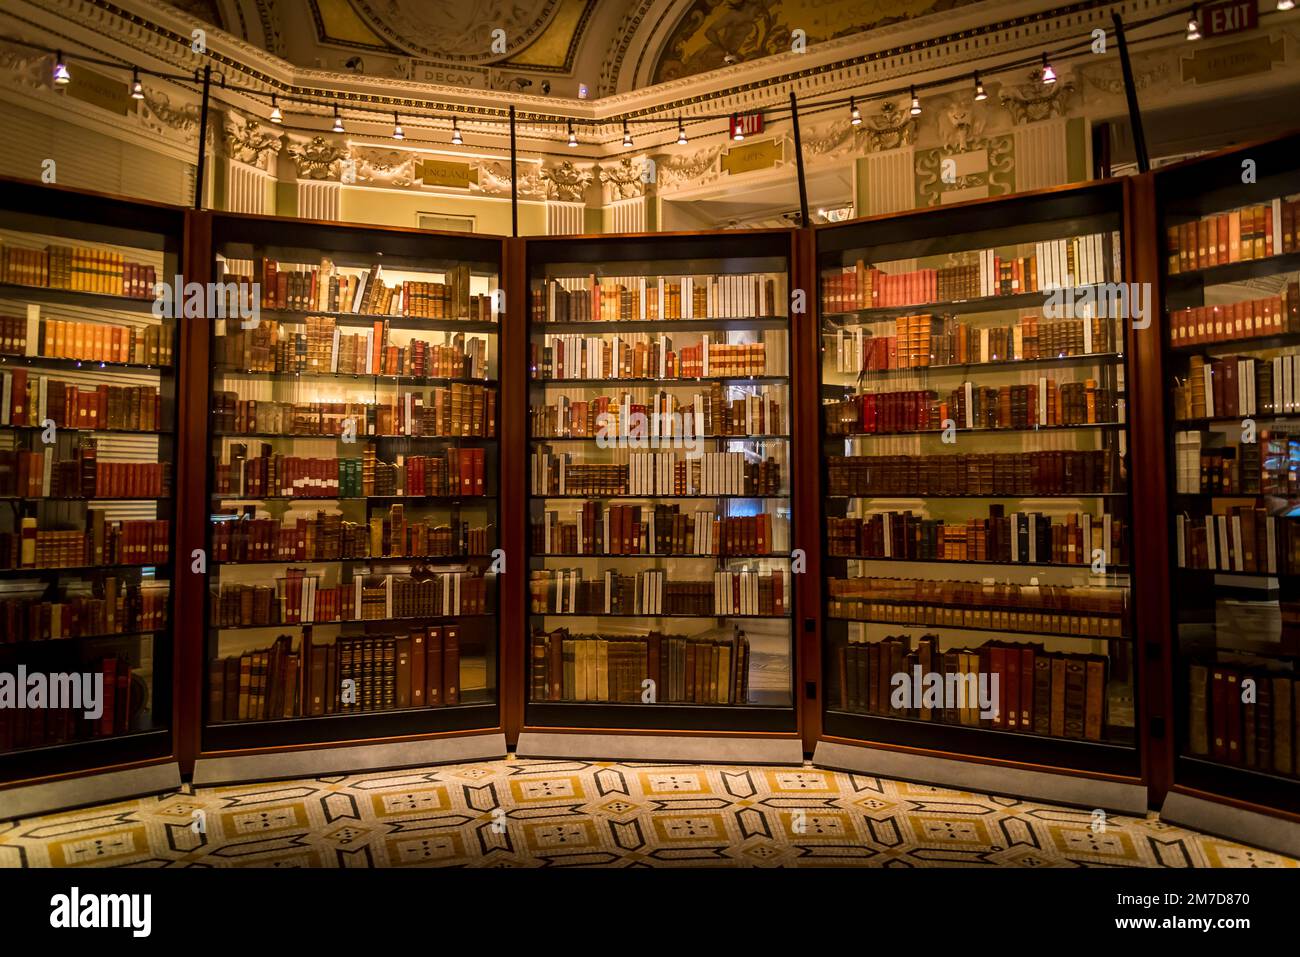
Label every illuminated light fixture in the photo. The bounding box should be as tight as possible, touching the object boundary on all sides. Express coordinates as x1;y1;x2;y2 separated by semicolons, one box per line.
909;87;921;116
623;120;632;147
677;116;687;145
392;112;404;140
332;105;344;133
1041;52;1056;85
849;96;861;126
269;95;282;124
731;113;744;141
567;120;577;147
1279;0;1294;11
974;71;987;101
451;117;463;145
1187;7;1201;39
53;51;70;86
130;67;144;99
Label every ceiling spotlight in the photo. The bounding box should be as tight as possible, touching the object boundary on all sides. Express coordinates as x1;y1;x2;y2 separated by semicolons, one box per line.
909;87;921;116
392;112;404;140
567;120;577;148
53;51;70;86
269;95;282;124
623;120;632;147
1041;52;1057;85
677;116;687;145
974;71;987;101
1279;0;1295;11
731;113;744;141
1187;7;1201;39
451;117;463;146
332;105;344;133
130;67;144;100
850;96;861;126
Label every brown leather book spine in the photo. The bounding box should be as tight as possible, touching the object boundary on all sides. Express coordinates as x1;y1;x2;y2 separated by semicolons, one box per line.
1211;668;1228;761
443;625;460;705
427;626;443;706
1084;657;1105;741
410;630;426;707
395;635;411;709
1273;676;1293;774
1049;657;1066;737
1187;664;1209;755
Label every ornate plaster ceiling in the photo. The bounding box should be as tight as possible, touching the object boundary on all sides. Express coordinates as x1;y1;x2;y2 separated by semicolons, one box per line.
652;0;987;84
159;0;994;96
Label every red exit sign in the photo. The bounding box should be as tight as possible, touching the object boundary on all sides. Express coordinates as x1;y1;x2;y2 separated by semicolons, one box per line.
1202;0;1258;37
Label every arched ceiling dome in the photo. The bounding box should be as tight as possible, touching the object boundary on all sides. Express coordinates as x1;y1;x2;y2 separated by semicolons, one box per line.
164;0;990;97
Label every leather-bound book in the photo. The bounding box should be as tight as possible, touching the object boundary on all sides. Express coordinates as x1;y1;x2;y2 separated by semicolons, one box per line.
838;644;851;711
1050;656;1067;737
410;630;426;707
443;625;460;705
867;642;881;714
888;638;906;717
426;626;443;706
1019;646;1034;730
208;659;225;724
942;650;962;724
223;658;239;722
1256;677;1273;771
395;635;411;709
1063;657;1086;739
1244;675;1258;768
1084;656;1106;741
550;629;564;701
237;653;252;721
989;644;1007;728
1211;668;1229;761
1187;664;1209;755
1275;676;1294;775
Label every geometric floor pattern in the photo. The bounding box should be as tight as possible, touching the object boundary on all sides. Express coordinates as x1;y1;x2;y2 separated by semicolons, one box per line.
1;759;1295;868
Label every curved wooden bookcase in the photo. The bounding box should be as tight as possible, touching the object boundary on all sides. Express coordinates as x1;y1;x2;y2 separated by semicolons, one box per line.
808;181;1153;814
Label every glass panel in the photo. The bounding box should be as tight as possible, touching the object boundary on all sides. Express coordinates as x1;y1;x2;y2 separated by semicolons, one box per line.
205;229;500;729
527;249;795;712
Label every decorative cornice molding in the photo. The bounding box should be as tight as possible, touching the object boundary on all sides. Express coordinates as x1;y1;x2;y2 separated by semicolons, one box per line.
221;111;280;169
350;144;416;188
540;160;594;201
999;72;1078;124
598;156;646;201
287;134;348;180
863;100;916;152
139;88;202;144
656;145;722;191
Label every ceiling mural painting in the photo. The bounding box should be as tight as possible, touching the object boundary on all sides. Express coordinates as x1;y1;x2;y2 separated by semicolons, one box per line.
311;0;396;51
652;0;986;84
346;0;565;62
154;0;994;94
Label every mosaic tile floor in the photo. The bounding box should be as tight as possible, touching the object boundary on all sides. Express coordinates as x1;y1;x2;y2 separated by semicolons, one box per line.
0;759;1295;867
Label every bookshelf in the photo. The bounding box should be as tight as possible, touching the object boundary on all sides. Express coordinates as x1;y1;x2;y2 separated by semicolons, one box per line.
0;177;184;816
811;184;1149;811
517;231;803;761
1154;132;1300;852
192;213;508;783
